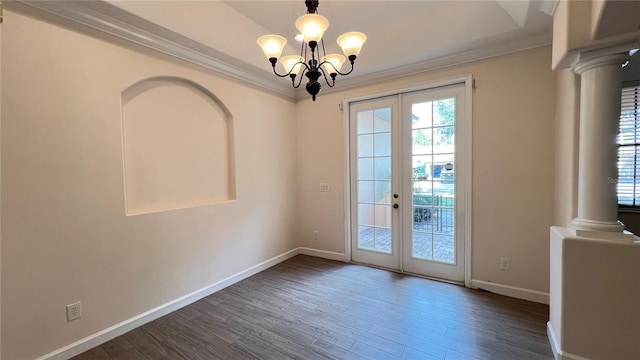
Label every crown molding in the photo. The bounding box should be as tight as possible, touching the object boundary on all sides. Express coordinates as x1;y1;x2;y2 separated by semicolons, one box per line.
307;31;552;100
11;0;297;100
11;1;551;103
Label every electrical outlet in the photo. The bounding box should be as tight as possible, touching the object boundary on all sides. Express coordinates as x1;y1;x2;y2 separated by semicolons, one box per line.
313;231;319;241
500;257;511;271
67;302;82;322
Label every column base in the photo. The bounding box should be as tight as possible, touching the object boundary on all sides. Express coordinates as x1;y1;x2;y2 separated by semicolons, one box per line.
549;226;640;359
570;217;624;233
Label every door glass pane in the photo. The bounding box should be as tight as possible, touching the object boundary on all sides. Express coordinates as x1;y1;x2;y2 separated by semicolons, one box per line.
358;181;374;203
357;110;374;134
374;133;391;156
433;236;455;263
356;107;394;254
374;157;391;180
412;129;432;154
410;99;456;263
412;102;433;128
412;155;432;183
412;206;432;230
374;227;392;253
432;207;454;235
374;108;391;132
413;182;433;200
358;204;374;226
358;226;374;250
358;158;373;180
374;204;391;227
375;181;391;204
434;126;455;154
433;98;454;127
412;230;433;259
358;134;373;156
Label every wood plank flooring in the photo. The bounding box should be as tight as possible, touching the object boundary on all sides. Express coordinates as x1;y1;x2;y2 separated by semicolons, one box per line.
72;255;552;360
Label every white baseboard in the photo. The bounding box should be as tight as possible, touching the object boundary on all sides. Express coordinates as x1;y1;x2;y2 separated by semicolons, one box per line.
36;250;550;359
547;322;589;360
37;247;301;360
471;279;549;304
298;247;347;262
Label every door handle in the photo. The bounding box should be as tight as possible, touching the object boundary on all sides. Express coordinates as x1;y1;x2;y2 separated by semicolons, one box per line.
393;204;399;209
393;193;399;198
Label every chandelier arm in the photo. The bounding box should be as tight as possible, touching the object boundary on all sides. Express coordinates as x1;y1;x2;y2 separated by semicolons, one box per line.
292;66;309;89
271;60;310;78
317;57;356;77
272;67;293;78
270;59;292;78
319;67;335;88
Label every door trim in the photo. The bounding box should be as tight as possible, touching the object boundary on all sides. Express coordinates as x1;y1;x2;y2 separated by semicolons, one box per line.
343;74;473;287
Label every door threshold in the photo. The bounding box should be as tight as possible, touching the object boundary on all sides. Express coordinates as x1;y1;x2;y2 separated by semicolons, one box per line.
349;260;464;287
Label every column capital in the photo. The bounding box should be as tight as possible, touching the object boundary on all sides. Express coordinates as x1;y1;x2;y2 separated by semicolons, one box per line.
573;52;629;75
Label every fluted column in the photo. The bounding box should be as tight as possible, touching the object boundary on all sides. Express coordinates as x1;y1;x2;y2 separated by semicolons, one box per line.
570;53;629;232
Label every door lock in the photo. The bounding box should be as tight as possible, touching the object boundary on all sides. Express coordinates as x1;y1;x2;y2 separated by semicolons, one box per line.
393;204;399;209
393;193;399;198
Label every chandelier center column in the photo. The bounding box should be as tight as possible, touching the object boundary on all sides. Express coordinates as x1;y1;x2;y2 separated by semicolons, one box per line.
570;52;629;233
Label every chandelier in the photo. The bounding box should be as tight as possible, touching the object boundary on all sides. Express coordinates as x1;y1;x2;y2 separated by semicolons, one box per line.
257;0;366;101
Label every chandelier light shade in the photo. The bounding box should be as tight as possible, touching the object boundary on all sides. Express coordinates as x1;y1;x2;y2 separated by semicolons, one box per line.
257;0;366;101
280;55;305;75
337;32;367;57
321;54;346;74
295;14;329;44
257;35;287;60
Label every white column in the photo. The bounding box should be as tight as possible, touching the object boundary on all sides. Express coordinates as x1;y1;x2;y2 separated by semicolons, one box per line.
570;53;629;232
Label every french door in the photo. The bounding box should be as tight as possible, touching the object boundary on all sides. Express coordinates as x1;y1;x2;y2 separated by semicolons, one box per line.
349;83;468;283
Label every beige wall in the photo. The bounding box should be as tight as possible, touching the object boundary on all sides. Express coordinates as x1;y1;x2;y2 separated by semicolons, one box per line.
554;69;580;227
296;46;556;294
1;11;297;359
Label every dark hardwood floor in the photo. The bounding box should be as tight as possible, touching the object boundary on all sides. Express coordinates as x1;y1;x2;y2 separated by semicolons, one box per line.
72;255;552;360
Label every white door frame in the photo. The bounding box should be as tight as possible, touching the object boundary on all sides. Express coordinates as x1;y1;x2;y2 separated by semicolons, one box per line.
343;75;473;287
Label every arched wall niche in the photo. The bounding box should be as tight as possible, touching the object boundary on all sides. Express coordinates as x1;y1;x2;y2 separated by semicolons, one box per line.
121;76;236;215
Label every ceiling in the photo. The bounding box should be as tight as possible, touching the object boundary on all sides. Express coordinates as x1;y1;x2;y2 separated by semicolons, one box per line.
19;0;556;99
222;0;554;76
